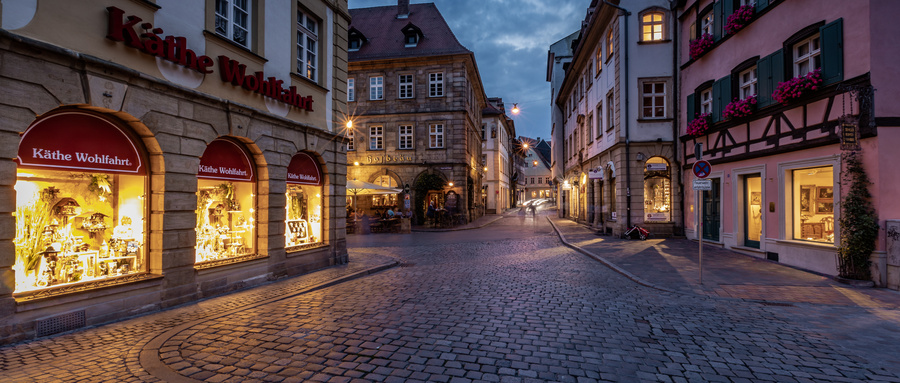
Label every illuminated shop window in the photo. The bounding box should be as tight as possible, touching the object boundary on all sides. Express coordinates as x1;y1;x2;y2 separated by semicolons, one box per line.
13;112;148;292
285;152;324;250
196;138;257;262
372;175;399;207
792;166;834;243
643;157;671;222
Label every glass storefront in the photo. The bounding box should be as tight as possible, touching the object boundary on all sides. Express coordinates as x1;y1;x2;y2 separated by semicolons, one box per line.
643;157;671;222
13;112;148;292
791;166;834;243
195;138;257;262
285;152;323;248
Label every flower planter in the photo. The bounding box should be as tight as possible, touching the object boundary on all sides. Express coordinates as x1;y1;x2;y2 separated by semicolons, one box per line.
722;96;757;120
687;113;712;137
773;69;823;105
725;5;755;35
689;34;714;61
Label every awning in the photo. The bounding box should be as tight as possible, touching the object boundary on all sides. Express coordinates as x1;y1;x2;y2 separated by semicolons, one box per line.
198;138;255;182
16;111;146;175
287;152;322;186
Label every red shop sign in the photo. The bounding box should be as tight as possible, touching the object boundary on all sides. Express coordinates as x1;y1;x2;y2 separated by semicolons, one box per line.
198;139;255;182
286;152;322;186
16;111;145;175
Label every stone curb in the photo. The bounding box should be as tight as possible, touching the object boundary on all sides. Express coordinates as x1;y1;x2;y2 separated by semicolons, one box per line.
138;260;401;383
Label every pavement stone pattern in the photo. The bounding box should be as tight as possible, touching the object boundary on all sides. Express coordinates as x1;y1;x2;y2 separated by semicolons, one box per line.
1;210;900;382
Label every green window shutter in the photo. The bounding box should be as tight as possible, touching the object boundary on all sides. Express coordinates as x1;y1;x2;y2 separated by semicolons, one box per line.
687;93;696;124
756;0;769;13
820;18;844;85
713;0;723;40
757;49;784;107
712;75;731;122
723;0;735;32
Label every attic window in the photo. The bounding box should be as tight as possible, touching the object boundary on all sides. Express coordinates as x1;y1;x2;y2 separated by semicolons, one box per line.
348;27;366;52
402;23;423;48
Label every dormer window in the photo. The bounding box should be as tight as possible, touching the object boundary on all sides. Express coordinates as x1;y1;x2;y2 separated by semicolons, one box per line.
402;23;423;48
348;27;366;52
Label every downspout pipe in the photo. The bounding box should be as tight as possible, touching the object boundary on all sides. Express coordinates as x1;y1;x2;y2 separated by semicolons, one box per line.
602;1;632;228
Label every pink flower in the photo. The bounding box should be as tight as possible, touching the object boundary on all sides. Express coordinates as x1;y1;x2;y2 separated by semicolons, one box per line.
722;95;757;120
687;113;712;136
689;34;714;60
773;69;822;104
725;5;756;35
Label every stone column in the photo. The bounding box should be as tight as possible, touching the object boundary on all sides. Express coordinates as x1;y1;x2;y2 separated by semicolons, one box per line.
593;179;602;228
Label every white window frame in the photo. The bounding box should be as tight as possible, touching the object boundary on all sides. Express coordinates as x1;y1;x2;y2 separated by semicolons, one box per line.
399;74;414;99
606;93;615;131
346;129;355;151
297;8;318;81
347;78;355;102
369;126;383;150
641;81;667;119
215;0;251;48
740;0;756;6
429;123;444;148
429;72;444;97
606;29;614;62
399;125;414;149
700;87;713;114
739;67;758;99
369;76;383;100
641;11;665;42
794;34;821;77
596;102;603;138
700;10;714;36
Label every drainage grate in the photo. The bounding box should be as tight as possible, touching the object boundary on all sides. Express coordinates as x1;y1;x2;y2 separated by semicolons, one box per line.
35;310;86;338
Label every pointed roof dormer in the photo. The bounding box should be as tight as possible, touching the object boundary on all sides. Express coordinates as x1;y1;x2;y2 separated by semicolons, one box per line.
348;27;367;52
401;22;423;47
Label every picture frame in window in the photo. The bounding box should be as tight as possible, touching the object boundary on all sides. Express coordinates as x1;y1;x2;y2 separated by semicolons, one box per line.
816;186;833;200
799;185;814;214
816;201;834;214
750;192;761;205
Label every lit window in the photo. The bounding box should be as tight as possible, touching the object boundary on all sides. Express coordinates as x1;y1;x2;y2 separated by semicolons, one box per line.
606;29;615;61
794;35;821;77
596;49;602;73
346;129;354;151
643;157;671;222
399;74;414;99
792;166;835;243
369;76;383;100
429;73;444;97
739;67;758;99
369;126;383;150
429;123;444;148
297;9;318;81
641;12;665;41
399;125;414;149
285;152;323;249
642;82;666;119
215;0;251;48
700;10;714;37
347;78;354;102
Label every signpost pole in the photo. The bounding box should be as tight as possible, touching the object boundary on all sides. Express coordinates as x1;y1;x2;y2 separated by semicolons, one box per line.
698;188;703;284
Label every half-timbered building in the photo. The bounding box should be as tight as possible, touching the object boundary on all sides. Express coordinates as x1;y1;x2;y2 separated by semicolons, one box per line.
677;0;900;288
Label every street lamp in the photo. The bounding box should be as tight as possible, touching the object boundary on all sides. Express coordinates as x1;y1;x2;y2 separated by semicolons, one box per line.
511;103;520;115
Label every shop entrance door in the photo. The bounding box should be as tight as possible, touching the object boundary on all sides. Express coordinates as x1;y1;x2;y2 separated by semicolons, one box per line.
743;174;762;248
701;178;720;241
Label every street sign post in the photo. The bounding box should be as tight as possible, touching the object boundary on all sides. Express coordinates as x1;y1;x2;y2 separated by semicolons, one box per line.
693;160;711;179
693;179;713;190
692;158;712;284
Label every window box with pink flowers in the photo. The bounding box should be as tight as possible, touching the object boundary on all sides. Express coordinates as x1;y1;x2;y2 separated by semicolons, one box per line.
725;5;755;35
689;34;714;61
687;113;712;137
722;96;757;120
773;69;823;105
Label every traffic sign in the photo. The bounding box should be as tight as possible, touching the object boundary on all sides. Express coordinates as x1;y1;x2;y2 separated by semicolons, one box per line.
693;179;713;190
692;160;711;179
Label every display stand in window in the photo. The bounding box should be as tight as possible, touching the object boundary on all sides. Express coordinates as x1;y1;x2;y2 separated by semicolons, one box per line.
285;152;324;251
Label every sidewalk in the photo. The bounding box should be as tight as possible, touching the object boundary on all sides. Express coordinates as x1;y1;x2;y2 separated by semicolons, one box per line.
548;215;900;309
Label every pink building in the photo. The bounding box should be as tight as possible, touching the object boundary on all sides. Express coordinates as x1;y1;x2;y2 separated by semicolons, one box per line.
676;0;900;288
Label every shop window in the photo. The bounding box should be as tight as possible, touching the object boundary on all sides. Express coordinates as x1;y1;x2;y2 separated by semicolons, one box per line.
372;175;399;208
14;112;148;292
196;138;257;262
607;168;617;221
792;166;834;243
285;152;323;250
643;157;671;222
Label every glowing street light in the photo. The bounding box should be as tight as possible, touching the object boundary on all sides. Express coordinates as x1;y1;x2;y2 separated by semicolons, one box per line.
511;103;520;115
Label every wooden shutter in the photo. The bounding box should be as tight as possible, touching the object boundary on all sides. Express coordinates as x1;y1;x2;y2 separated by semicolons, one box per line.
820;18;844;85
712;75;731;122
713;0;723;40
723;0;735;24
756;0;769;13
686;93;696;124
757;49;784;107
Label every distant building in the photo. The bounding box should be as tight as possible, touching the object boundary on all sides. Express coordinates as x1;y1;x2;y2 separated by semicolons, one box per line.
548;31;579;216
482;98;516;214
553;0;681;237
346;0;488;224
520;137;553;202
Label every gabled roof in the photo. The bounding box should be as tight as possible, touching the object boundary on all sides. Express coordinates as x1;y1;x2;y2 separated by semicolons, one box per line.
519;136;552;169
349;3;471;62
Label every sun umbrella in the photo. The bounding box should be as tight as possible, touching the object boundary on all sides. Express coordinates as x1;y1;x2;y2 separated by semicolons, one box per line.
346;179;402;210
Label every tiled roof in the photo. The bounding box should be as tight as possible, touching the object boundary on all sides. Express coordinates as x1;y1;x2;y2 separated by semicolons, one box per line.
349;3;471;62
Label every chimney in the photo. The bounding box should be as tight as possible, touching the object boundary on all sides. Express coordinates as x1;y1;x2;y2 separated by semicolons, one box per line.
398;0;409;19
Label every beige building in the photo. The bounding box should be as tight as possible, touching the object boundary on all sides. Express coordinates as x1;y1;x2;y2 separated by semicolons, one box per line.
0;0;350;343
346;1;487;224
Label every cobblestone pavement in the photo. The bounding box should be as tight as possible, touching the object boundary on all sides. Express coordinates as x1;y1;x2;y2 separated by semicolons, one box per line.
2;210;900;382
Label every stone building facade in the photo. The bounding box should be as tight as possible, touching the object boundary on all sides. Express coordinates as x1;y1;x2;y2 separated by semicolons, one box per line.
0;0;350;343
346;1;487;223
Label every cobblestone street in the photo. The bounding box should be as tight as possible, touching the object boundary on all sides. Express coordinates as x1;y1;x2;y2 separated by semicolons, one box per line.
2;212;900;382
